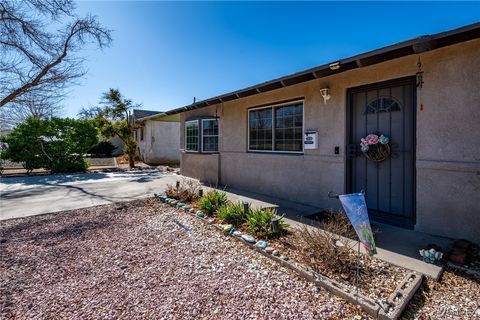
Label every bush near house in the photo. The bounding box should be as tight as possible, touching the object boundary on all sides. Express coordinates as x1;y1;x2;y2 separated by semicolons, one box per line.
217;202;247;227
165;179;202;203
246;208;288;238
0;117;98;173
197;190;229;215
297;210;357;277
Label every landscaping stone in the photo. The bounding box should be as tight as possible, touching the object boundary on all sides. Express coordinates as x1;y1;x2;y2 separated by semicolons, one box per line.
256;241;268;250
223;224;233;232
176;202;185;208
183;206;191;211
265;247;274;254
272;250;280;256
196;211;205;218
280;255;289;261
189;208;195;213
232;231;243;237
241;234;256;243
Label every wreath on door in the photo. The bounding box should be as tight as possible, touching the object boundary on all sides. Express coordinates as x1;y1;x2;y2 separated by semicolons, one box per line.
360;134;390;162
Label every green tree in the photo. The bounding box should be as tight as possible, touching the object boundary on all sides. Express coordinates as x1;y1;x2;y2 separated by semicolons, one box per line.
87;89;139;168
0;117;98;173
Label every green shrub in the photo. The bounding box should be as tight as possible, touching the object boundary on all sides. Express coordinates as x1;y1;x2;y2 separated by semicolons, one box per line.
246;208;288;238
217;202;247;227
0;117;98;173
197;190;229;215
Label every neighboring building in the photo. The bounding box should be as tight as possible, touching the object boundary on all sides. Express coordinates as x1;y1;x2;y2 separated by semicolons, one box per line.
133;109;181;165
164;23;480;243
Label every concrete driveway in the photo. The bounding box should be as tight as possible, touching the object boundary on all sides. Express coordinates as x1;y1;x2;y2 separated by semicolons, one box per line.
0;170;179;220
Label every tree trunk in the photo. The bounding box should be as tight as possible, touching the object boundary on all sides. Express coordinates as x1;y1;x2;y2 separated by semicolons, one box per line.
128;155;135;168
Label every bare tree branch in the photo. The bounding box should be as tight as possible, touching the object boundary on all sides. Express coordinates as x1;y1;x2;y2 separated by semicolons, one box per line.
0;92;64;130
0;0;112;108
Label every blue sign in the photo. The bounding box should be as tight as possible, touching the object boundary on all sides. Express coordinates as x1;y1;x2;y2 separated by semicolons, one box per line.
339;193;377;256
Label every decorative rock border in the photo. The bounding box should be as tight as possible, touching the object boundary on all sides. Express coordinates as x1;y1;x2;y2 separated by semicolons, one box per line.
154;193;423;320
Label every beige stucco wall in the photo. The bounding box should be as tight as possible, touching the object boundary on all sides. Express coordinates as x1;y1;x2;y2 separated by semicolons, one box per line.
138;120;180;164
180;39;480;243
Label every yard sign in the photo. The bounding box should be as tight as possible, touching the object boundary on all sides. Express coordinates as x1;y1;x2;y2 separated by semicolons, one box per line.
339;193;377;256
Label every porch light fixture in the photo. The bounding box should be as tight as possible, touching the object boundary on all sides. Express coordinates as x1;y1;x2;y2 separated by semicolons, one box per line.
320;87;331;104
329;62;340;70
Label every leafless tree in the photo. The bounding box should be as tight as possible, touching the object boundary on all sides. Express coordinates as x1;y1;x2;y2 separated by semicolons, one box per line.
0;0;112;108
77;105;104;120
0;93;63;130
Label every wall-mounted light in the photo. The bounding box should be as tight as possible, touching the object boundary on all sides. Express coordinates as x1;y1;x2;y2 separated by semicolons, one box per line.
320;87;331;104
329;62;340;70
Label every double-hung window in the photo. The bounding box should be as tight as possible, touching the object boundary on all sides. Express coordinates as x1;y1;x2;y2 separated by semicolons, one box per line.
202;119;219;152
249;102;303;153
185;118;219;153
185;120;200;152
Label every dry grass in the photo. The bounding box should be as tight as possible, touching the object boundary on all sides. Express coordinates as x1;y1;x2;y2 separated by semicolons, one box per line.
165;177;201;203
269;211;407;301
298;220;357;276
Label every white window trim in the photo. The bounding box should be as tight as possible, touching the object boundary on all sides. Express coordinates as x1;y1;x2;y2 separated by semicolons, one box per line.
201;118;220;153
247;100;304;154
185;120;200;153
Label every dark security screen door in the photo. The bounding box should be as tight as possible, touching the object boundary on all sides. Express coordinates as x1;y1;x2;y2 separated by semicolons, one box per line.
347;77;415;228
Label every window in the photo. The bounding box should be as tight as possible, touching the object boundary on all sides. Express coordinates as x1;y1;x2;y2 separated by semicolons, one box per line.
184;118;219;153
249;102;303;152
202;119;219;152
140;127;144;141
366;97;401;114
185;120;199;152
249;107;272;151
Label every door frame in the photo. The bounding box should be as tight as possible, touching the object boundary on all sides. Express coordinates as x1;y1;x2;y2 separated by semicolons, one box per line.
345;76;417;228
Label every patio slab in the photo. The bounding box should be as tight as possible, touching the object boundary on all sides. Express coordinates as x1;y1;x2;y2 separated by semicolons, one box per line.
204;184;451;279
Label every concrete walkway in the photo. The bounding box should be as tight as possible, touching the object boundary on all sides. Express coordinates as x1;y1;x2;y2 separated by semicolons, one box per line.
0;170;179;220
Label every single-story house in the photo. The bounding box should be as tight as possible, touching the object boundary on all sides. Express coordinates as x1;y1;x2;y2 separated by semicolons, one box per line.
164;23;480;244
132;109;180;165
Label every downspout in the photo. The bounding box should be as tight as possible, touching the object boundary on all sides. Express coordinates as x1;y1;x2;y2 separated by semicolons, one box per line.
216;103;222;187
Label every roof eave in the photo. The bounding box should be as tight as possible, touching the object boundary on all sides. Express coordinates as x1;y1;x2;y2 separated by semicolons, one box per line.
165;22;480;116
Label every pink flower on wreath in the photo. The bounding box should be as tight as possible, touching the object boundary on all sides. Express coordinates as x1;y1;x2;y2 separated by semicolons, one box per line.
366;134;379;145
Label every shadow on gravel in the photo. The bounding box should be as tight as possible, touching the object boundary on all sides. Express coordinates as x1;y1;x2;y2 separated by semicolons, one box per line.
27;218;114;242
0;210;118;243
0;211;119;318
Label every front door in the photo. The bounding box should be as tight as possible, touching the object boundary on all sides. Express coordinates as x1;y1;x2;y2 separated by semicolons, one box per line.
347;77;416;228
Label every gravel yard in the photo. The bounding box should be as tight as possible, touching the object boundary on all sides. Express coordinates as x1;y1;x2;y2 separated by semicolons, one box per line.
0;198;366;319
402;267;480;319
